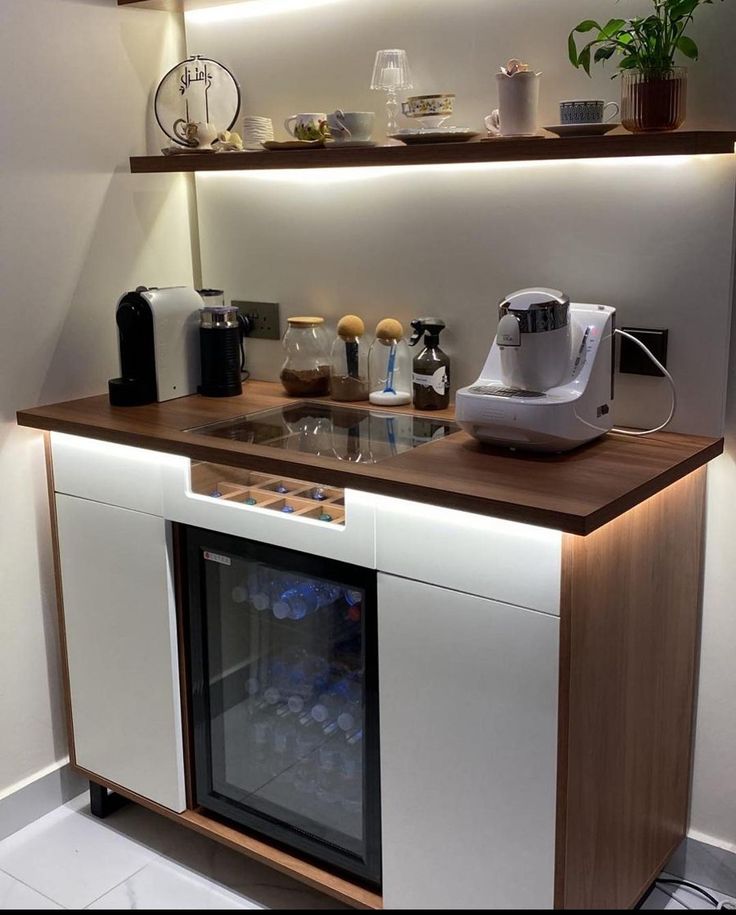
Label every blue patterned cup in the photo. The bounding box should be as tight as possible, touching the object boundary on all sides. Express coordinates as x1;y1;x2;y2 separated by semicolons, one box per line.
559;99;619;125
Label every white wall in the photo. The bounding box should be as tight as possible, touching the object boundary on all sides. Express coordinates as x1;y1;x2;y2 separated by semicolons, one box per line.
188;0;736;436
186;0;736;848
0;0;193;796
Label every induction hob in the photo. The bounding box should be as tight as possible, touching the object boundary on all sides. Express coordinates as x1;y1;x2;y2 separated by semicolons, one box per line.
190;401;458;465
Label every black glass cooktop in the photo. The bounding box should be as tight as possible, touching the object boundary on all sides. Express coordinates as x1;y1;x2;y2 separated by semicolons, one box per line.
190;402;458;465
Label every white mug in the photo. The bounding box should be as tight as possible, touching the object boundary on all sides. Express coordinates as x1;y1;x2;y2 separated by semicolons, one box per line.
173;120;218;148
486;71;540;137
284;112;328;141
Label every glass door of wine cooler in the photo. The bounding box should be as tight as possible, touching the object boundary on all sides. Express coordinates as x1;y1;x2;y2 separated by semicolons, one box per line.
183;526;381;887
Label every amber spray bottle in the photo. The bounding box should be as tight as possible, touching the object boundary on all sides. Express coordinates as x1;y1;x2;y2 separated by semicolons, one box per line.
409;318;450;410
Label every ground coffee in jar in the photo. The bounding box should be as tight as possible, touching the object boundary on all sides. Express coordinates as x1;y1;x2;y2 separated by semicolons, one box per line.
330;373;369;401
280;365;331;397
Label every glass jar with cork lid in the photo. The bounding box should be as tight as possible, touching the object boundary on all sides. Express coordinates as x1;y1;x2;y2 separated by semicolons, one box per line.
280;316;331;397
330;314;370;402
368;318;412;406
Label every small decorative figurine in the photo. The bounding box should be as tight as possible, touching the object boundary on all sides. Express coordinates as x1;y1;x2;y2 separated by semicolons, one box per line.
216;129;244;151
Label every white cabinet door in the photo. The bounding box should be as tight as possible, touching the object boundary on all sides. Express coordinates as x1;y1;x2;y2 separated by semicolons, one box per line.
56;495;186;812
378;574;559;910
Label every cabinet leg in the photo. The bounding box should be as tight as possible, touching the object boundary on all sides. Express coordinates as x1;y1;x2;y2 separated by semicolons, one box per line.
89;781;128;819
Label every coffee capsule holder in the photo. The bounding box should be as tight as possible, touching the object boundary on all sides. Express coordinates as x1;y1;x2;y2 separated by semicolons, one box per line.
191;462;346;525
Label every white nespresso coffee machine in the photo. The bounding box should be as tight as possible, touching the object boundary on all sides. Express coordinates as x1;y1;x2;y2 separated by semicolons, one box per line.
108;286;202;405
456;288;616;452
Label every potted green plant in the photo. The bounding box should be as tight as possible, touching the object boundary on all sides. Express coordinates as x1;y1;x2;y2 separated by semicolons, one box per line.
568;0;727;132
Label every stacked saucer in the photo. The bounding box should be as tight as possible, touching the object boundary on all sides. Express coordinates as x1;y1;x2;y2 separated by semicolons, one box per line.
243;116;274;150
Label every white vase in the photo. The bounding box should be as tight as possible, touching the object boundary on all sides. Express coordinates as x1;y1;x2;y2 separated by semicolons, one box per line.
492;71;540;137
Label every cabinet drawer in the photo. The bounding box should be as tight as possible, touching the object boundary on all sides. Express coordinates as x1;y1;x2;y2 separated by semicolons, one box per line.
374;494;562;614
51;432;176;516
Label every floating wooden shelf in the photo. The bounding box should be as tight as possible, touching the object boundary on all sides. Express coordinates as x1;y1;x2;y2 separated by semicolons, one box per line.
118;0;183;10
118;0;243;9
130;131;736;173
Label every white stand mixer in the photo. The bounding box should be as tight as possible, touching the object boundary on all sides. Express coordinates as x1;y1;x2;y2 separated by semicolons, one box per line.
456;288;616;452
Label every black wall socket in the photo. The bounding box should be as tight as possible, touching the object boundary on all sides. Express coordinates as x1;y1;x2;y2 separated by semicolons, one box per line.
232;300;280;340
619;327;669;377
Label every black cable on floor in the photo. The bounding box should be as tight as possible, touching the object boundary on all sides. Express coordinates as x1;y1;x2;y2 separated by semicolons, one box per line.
656;877;720;908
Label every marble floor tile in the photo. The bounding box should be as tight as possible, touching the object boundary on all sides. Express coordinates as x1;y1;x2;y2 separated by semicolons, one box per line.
667;837;736;899
87;858;262;910
97;803;348;909
0;794;155;909
0;870;61;909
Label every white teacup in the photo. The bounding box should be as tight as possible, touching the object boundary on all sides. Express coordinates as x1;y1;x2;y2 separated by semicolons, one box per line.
560;99;620;125
327;110;375;143
284;112;328;141
173;120;219;148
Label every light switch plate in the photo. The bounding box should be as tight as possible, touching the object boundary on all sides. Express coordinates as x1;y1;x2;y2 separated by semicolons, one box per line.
233;300;280;340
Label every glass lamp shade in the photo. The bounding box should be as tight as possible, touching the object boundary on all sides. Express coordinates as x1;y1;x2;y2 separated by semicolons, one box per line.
370;49;413;91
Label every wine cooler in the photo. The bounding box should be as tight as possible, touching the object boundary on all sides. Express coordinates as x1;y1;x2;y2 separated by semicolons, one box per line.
183;526;381;886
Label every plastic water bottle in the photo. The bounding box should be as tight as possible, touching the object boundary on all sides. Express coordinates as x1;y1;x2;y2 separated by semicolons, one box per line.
344;589;362;607
263;653;293;707
272;580;343;621
340;749;362;815
248;714;272;783
310;691;338;731
335;678;362;734
249;566;271;611
316;745;340;805
271;718;296;779
231;583;249;604
295;722;321;760
293;758;317;796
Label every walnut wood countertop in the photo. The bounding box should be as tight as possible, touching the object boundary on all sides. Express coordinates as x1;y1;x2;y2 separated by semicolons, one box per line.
17;381;723;535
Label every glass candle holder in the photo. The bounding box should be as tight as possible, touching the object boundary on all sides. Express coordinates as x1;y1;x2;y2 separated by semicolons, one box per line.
370;49;413;136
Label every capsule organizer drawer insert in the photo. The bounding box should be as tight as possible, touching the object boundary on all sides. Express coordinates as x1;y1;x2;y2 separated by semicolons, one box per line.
191;462;345;525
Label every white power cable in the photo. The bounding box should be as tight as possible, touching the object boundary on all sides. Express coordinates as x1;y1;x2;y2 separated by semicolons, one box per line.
611;328;677;437
655;883;693;909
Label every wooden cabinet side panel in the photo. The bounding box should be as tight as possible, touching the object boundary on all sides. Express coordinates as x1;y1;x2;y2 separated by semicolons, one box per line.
44;433;77;764
557;469;706;909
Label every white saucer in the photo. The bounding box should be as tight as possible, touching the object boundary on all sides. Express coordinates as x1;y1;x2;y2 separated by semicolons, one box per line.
326;139;377;149
388;127;479;144
544;122;620;138
161;145;217;156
